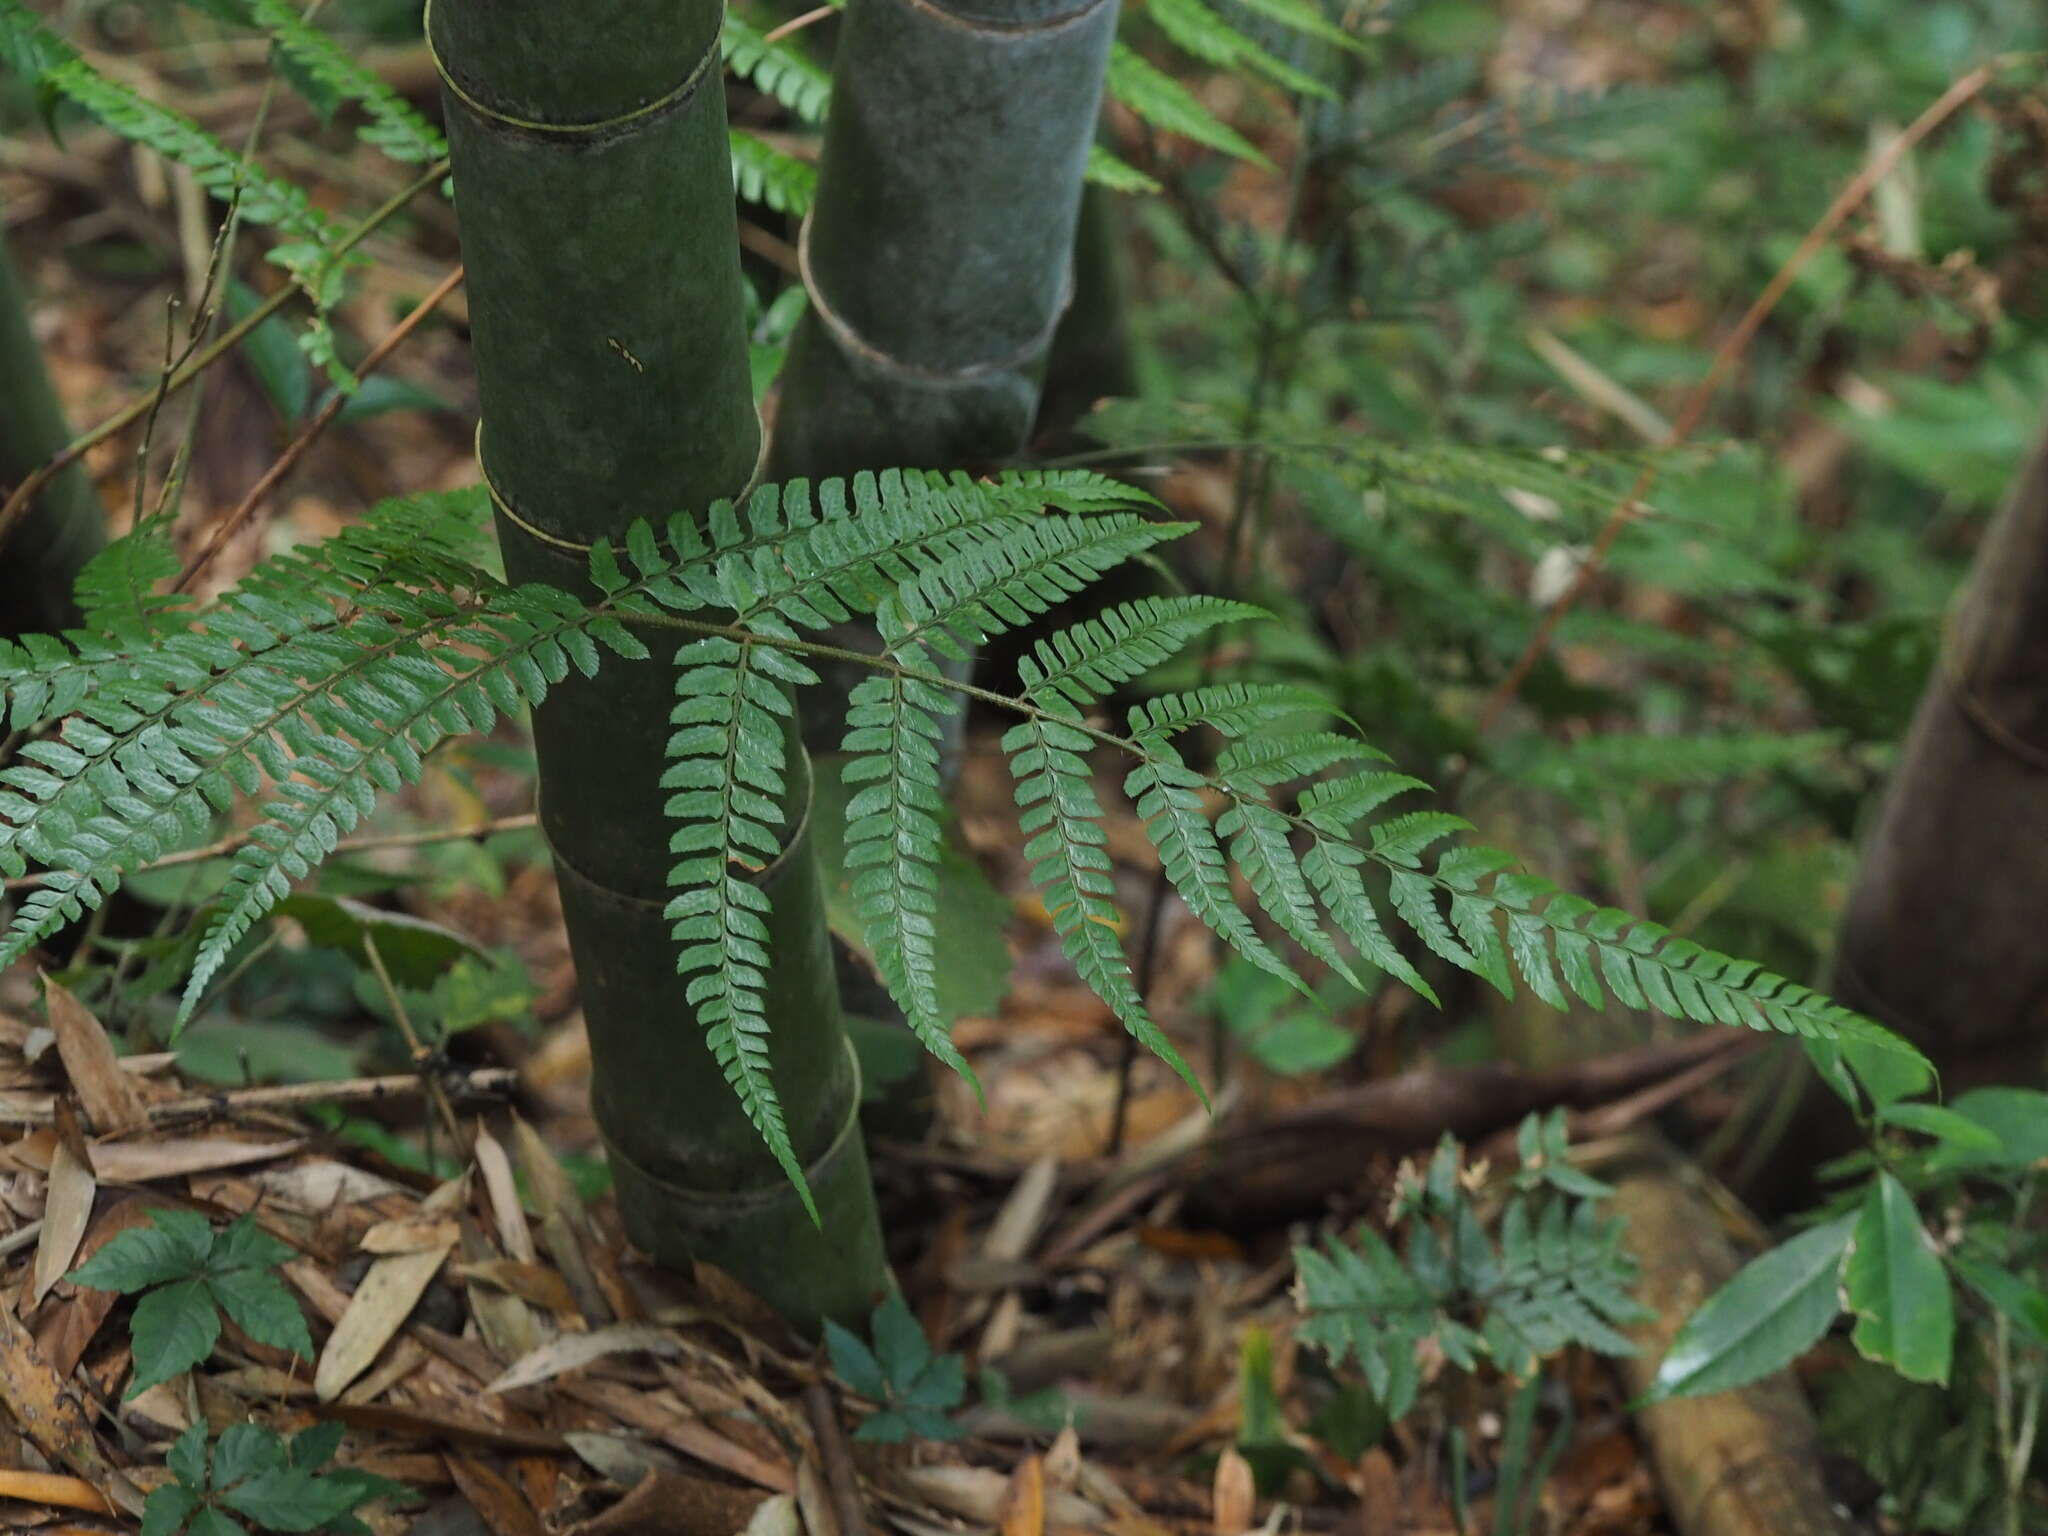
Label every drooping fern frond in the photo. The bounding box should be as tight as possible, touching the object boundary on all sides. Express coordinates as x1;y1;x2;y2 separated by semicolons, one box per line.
0;0;375;377
1106;43;1271;167
1085;143;1162;195
1143;0;1331;100
730;130;818;215
840;670;974;1088
662;629;818;1215
242;0;448;166
722;17;833;125
0;469;1918;1202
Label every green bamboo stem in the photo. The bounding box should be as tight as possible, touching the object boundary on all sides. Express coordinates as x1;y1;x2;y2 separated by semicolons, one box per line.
0;233;104;638
764;0;1119;755
431;0;888;1327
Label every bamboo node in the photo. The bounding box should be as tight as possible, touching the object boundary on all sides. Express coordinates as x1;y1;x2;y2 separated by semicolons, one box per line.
474;417;770;559
424;0;719;139
796;214;1075;388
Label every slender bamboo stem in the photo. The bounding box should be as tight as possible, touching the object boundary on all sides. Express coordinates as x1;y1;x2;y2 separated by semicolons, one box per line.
0;233;104;637
432;0;888;1327
764;0;1120;758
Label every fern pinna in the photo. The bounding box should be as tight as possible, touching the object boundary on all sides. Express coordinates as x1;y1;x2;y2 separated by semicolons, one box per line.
0;470;1908;1195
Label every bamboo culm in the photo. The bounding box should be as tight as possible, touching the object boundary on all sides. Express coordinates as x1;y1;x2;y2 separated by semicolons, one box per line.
1831;418;2048;1092
765;0;1120;754
431;0;889;1327
0;234;104;638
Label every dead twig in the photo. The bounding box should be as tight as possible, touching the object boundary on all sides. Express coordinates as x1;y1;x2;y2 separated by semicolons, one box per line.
1471;63;1997;742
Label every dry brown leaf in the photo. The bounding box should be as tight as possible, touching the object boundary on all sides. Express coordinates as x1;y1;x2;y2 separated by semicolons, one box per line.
1212;1448;1254;1536
30;1141;93;1306
315;1238;455;1401
894;1467;1100;1529
40;978;148;1136
487;1323;679;1395
254;1160;406;1209
361;1216;461;1255
0;1469;115;1514
473;1127;535;1264
315;1402;566;1455
1000;1455;1047;1536
559;1378;795;1494
1044;1426;1082;1493
446;1455;546;1536
88;1136;302;1183
574;1467;771;1536
0;1302;132;1505
452;1258;580;1314
795;1455;840;1536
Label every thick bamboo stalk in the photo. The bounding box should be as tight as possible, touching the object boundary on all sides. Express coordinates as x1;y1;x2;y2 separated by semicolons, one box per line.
765;0;1117;482
1831;421;2048;1089
764;0;1119;758
430;0;888;1327
0;234;103;639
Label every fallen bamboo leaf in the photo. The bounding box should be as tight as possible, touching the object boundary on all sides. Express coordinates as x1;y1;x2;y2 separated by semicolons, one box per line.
474;1126;536;1264
0;1469;115;1514
254;1159;406;1208
741;1495;801;1536
88;1136;301;1183
0;1303;130;1503
31;1140;93;1306
559;1378;795;1494
574;1467;771;1536
361;1216;461;1254
314;1401;566;1454
447;1454;547;1536
316;1238;455;1401
1000;1455;1047;1536
893;1466;1100;1529
453;1258;580;1314
565;1430;685;1486
796;1456;841;1536
41;977;148;1136
486;1322;679;1394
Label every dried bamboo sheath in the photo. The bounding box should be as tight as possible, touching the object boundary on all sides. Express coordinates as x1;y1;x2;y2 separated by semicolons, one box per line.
431;0;887;1327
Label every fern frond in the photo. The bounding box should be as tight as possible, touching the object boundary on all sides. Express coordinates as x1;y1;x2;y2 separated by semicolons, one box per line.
1144;0;1332;100
188;583;622;1012
244;0;447;165
1017;595;1265;709
1126;681;1336;740
1085;143;1161;195
1004;709;1201;1097
1124;742;1304;994
722;17;833;124
663;629;817;1217
730;130;817;215
840;671;976;1088
875;514;1188;662
71;522;187;633
0;0;361;374
1106;44;1270;166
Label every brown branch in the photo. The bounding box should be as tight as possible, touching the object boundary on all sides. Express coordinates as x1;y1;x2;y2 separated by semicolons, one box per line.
0;160;450;556
1471;63;1996;741
0;1067;522;1127
174;263;466;593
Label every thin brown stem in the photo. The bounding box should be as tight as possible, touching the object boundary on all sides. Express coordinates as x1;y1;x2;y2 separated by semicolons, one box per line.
1469;62;1996;744
174;263;466;592
0;159;450;554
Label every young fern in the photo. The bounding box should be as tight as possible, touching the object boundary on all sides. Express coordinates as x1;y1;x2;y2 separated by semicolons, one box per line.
239;0;448;167
0;471;1915;1195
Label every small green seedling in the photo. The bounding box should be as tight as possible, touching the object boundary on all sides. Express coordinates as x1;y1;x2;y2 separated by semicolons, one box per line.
69;1209;313;1396
143;1420;403;1536
824;1292;968;1443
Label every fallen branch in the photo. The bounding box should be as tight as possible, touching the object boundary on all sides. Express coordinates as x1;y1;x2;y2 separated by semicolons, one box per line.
0;1068;521;1127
